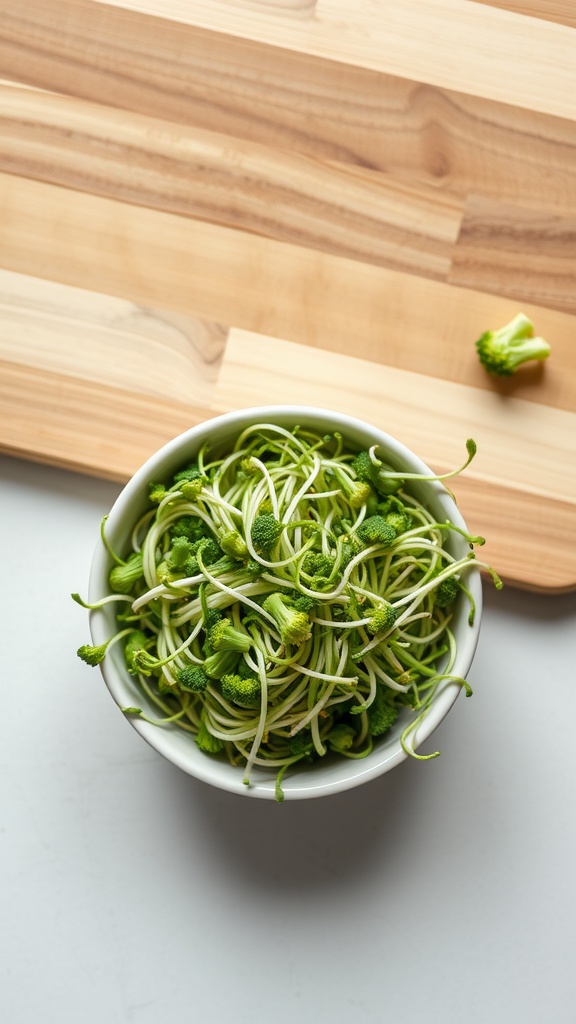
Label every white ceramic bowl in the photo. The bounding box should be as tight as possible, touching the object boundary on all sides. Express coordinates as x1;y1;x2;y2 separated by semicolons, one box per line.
89;405;482;800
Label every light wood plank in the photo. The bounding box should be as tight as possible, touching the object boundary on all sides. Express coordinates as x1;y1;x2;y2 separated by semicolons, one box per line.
214;329;576;592
92;0;576;121
450;196;576;316
216;330;576;504
3;3;576;216
0;270;227;405
472;1;576;30
0;84;462;280
0;360;218;482
1;173;574;413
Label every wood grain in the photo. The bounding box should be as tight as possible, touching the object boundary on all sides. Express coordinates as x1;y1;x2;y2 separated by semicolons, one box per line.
0;360;217;482
216;330;576;504
2;176;575;416
0;83;462;280
450;196;576;315
473;1;576;30
92;0;576;121
214;328;576;592
2;2;576;216
0;270;227;405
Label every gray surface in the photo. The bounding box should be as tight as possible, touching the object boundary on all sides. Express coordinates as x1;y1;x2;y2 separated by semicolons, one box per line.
2;453;575;1024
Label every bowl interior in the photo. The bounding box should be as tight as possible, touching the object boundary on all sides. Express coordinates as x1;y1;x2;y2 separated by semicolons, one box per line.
89;405;482;800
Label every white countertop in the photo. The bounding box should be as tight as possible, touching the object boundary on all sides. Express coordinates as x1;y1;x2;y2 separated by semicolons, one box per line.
2;452;575;1024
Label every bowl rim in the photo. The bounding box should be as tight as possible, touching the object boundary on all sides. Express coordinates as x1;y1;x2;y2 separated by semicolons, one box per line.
89;405;483;800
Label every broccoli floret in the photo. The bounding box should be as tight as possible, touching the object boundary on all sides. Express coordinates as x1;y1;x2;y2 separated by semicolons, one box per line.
351;450;378;486
352;451;401;497
193;537;223;566
251;514;284;557
170;516;210;544
178;665;209;693
357;515;397;547
219;530;248;561
148;482;167;504
173;463;204;485
332;467;373;509
288;730;315;757
195;717;224;754
367;601;397;635
180;478;205;501
203;649;239;680
123;630;150;674
377;496;413;536
245;559;265;579
220;672;261;709
262;592;312;646
207;617;251;653
302;551;335;578
109;552;144;593
475;313;550;377
367;688;399;737
77;642;109;666
434;573;461;608
326;723;356;753
202;607;223;631
292;594;318;614
169;536;196;570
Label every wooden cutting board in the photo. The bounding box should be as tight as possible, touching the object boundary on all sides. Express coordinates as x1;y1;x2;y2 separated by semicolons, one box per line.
1;0;575;593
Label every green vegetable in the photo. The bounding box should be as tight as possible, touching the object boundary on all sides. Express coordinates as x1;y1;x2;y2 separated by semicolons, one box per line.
75;423;502;800
262;592;312;647
220;672;261;709
475;313;551;377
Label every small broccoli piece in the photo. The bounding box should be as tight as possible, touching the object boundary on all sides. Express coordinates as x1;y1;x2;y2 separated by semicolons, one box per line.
193;537;223;566
203;649;239;680
288;730;315;757
195;718;224;754
377;496;413;536
173;463;204;485
302;551;335;578
367;601;397;635
240;456;260;475
475;313;550;378
178;665;208;693
202;607;223;631
434;574;461;608
292;594;318;614
148;482;167;504
169;536;196;570
352;450;378;486
245;559;265;579
180;478;205;501
77;642;109;666
262;592;312;646
367;688;400;737
357;515;397;547
326;723;356;753
155;560;186;585
170;516;210;544
251;514;284;557
332;467;373;509
220;672;261;708
352;451;401;496
219;530;248;561
124;630;150;674
207;617;251;653
109;552;144;593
